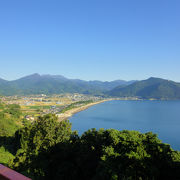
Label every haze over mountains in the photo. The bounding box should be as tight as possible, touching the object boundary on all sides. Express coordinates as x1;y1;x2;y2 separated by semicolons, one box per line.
0;74;180;99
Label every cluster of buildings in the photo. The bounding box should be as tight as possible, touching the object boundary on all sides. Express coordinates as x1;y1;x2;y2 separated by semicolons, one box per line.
65;93;103;102
1;93;105;122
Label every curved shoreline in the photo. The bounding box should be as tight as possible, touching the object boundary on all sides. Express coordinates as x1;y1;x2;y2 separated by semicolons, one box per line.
57;100;111;121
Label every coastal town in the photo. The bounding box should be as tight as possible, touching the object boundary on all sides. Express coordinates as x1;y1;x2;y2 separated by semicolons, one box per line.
0;93;143;122
0;93;107;121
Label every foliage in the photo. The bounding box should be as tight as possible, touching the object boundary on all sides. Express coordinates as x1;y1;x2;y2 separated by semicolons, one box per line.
5;104;22;118
11;128;180;180
0;118;19;136
0;146;14;165
0;103;23;165
10;114;72;177
0;136;18;165
0;103;21;136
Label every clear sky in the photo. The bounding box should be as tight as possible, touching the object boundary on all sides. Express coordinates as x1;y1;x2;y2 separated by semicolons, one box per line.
0;0;180;82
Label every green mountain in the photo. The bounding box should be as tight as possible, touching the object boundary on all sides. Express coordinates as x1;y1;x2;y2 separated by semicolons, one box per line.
0;74;134;96
1;75;179;99
108;77;180;99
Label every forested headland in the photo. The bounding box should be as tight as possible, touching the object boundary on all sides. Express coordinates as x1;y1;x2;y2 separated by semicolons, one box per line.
0;103;180;180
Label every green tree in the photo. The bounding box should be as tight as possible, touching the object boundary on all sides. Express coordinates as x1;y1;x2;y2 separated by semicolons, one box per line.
0;104;21;136
5;104;22;118
29;129;180;180
10;127;180;179
11;114;72;178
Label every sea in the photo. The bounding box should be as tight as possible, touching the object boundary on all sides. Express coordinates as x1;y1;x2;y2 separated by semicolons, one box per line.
70;100;180;150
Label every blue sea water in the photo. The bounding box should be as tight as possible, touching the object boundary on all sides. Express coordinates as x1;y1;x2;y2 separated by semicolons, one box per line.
70;100;180;150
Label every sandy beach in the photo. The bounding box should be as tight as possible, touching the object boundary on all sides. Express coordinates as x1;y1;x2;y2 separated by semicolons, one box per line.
57;100;110;121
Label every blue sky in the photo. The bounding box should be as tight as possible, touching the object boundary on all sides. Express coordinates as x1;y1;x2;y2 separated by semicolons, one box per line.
0;0;180;81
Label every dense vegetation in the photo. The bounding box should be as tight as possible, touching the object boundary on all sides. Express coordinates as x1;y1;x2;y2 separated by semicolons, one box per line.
0;113;178;180
109;77;180;99
0;103;22;164
0;103;21;136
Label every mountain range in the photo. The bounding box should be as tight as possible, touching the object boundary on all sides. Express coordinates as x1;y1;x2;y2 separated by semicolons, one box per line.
109;77;180;99
0;74;180;99
0;74;135;96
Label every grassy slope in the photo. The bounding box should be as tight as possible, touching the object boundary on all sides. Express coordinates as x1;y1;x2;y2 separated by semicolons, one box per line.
0;103;22;165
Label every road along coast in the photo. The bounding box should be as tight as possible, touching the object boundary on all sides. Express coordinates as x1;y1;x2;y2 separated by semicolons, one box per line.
57;100;111;121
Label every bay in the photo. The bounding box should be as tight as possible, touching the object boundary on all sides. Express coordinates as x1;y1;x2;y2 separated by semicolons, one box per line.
70;100;180;150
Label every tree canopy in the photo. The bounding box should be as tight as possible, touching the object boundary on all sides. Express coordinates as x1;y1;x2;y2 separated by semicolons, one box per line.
10;122;180;180
11;114;72;175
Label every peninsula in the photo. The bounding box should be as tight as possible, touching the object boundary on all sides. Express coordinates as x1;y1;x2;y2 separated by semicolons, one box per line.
57;99;110;121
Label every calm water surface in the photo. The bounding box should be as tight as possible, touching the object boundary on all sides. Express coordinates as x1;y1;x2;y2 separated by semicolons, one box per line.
70;100;180;150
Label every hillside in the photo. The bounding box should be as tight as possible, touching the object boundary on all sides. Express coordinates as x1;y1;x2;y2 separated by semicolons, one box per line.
0;74;134;96
1;75;180;99
108;77;180;99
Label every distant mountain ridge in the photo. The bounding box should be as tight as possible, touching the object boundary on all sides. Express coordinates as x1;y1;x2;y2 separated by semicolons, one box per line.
0;74;135;96
0;74;179;99
108;77;180;99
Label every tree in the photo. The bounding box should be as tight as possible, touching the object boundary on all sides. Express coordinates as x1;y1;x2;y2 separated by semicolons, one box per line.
31;129;180;180
6;104;21;118
10;114;72;178
11;127;180;179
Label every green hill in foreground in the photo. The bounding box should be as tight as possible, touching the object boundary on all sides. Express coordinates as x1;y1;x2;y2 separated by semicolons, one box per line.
8;114;180;180
108;77;180;99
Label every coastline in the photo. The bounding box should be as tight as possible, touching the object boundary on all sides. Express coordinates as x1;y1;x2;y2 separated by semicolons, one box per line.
57;99;111;121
